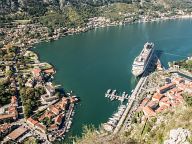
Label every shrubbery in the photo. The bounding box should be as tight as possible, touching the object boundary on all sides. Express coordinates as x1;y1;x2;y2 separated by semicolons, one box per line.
19;87;45;118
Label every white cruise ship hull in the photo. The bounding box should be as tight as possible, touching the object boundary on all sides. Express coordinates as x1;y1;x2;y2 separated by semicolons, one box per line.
132;43;154;77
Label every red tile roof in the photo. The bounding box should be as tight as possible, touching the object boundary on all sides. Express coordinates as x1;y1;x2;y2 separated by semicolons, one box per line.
0;123;12;133
143;106;156;117
178;83;186;91
140;98;150;108
7;126;28;140
147;101;159;109
49;106;60;115
0;114;17;120
160;96;169;102
32;68;41;76
48;124;58;131
155;105;169;113
55;114;63;125
27;117;38;126
39;111;54;121
159;97;171;107
44;68;55;74
35;123;46;133
152;93;164;101
11;96;17;104
174;77;184;84
157;82;176;94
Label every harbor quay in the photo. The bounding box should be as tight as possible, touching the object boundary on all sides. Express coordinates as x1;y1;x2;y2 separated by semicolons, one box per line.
101;68;151;135
113;72;148;134
105;90;129;102
103;50;159;134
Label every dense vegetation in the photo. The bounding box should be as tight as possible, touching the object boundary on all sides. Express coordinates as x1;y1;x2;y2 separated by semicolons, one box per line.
173;59;192;72
19;87;45;118
1;0;192;28
0;45;19;105
0;79;15;105
182;92;192;107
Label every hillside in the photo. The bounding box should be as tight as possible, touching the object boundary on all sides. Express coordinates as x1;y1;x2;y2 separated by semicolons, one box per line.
1;0;192;28
0;0;192;12
76;106;192;144
1;1;192;144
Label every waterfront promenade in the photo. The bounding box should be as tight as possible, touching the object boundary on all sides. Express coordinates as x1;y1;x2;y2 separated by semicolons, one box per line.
113;74;148;134
112;54;158;134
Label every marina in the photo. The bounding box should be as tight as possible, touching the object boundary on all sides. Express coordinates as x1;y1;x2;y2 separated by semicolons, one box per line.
103;42;158;134
105;89;129;102
113;44;159;134
102;105;126;132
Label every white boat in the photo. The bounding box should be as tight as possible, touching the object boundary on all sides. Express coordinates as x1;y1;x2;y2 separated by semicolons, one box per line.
67;121;72;129
108;120;117;125
111;90;116;95
110;96;115;101
113;113;120;117
119;105;126;109
107;121;114;125
107;89;112;94
131;89;134;93
122;92;126;97
132;42;154;77
112;116;120;121
105;89;112;97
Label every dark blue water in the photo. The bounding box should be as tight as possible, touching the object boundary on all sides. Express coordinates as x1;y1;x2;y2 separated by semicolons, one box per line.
34;19;192;140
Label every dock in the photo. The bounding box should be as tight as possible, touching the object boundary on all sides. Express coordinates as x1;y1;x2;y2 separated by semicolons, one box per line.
112;53;158;134
102;105;127;132
105;90;129;102
113;75;148;134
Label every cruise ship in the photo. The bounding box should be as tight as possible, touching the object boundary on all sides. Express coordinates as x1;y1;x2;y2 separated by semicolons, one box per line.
132;42;154;77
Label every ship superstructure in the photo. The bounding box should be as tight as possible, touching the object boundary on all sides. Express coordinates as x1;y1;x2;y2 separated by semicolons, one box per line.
132;42;154;77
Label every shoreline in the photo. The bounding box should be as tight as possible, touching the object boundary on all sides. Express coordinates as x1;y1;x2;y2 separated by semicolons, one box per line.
26;14;192;50
0;13;192;143
29;14;192;140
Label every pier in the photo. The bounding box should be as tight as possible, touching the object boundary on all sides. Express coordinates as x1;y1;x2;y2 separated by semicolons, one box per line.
105;90;129;102
113;75;148;134
112;54;158;134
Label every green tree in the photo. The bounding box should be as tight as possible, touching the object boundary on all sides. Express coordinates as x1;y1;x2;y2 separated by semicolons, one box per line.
182;92;192;107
